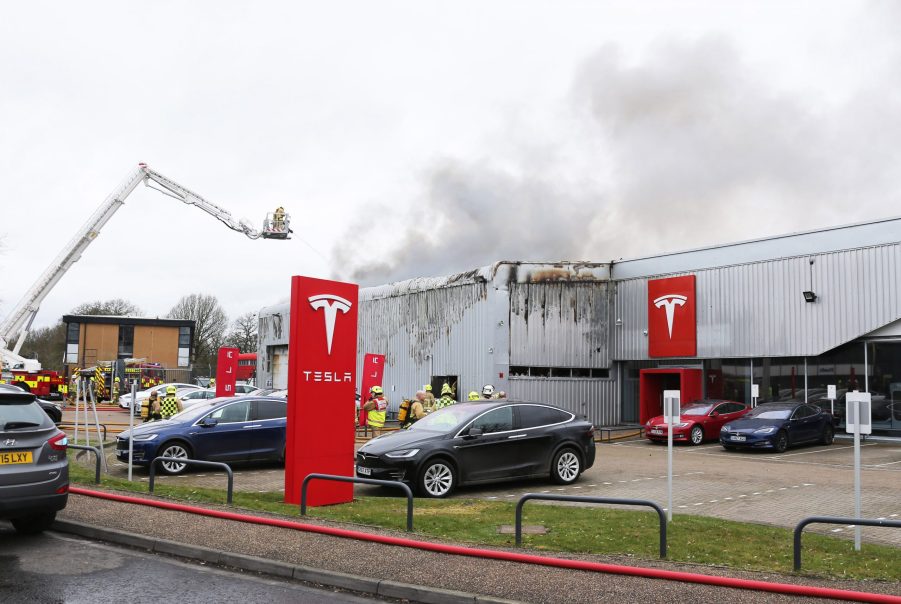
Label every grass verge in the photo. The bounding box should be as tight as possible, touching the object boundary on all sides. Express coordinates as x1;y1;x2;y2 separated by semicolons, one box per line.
67;457;900;582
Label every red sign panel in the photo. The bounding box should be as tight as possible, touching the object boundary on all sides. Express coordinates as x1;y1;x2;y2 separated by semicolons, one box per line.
648;275;697;358
359;353;385;426
214;347;239;397
285;276;359;506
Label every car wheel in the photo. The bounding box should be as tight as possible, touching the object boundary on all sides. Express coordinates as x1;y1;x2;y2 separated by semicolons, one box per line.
689;425;704;445
158;441;192;475
418;459;456;498
11;512;56;534
773;431;789;453
551;448;582;484
821;424;834;446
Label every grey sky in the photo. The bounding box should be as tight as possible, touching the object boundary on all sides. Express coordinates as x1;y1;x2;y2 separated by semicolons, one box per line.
1;1;899;330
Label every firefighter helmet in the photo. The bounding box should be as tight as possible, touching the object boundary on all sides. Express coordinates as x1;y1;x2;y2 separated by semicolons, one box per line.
166;385;177;394
370;385;383;396
482;384;495;397
441;383;453;396
468;391;480;401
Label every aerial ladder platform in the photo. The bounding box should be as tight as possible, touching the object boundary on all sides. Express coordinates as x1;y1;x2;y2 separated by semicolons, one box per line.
0;163;291;371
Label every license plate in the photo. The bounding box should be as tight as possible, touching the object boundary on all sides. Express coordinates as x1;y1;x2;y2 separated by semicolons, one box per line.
651;429;663;435
0;451;33;465
731;435;746;442
357;466;371;476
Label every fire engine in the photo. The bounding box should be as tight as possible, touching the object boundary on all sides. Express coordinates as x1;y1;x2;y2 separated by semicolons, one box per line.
0;163;290;388
0;361;67;400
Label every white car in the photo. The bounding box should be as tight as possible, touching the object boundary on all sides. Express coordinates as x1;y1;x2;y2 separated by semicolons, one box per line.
233;383;260;395
179;388;217;409
119;383;200;409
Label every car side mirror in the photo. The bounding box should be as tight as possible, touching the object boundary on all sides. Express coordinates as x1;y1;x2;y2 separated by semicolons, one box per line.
710;412;719;417
201;417;218;427
467;428;484;438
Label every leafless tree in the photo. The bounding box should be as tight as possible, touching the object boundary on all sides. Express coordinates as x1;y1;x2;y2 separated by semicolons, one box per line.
224;311;258;353
71;298;142;316
167;293;228;366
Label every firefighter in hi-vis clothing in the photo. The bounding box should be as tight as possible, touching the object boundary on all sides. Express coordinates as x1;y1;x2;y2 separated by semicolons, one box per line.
362;385;388;435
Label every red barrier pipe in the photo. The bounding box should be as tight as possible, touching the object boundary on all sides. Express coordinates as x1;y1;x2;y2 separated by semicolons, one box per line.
69;487;900;603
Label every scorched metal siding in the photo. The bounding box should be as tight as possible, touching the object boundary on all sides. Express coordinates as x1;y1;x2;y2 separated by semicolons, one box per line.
509;282;610;368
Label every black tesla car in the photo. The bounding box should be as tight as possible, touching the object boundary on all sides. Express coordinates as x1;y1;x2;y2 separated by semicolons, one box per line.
355;401;596;497
719;402;834;453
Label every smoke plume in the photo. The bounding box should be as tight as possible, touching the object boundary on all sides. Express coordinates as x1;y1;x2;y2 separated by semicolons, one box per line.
333;33;901;285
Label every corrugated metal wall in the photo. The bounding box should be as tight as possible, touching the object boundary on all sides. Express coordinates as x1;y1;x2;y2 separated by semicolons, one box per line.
357;282;498;413
509;377;620;425
509;282;610;367
614;242;901;360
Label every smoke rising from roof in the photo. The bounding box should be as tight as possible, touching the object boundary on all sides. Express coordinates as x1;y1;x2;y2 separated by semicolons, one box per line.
333;33;901;285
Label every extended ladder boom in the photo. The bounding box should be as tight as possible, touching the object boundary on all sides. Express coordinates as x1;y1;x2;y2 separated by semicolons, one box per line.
0;164;290;362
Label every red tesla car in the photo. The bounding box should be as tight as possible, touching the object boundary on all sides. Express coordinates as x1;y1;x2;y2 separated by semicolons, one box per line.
646;400;750;445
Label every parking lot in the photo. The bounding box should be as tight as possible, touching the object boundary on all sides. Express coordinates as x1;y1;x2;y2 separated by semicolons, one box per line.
71;406;900;548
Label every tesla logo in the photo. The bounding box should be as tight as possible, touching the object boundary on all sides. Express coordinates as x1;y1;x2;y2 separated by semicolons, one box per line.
4;439;14;446
653;294;687;339
309;294;353;355
648;275;696;358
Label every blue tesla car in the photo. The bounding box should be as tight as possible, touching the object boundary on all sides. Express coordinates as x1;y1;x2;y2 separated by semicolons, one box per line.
115;396;287;474
719;402;834;453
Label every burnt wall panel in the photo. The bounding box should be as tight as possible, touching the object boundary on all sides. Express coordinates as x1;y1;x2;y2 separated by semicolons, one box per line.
509;282;609;368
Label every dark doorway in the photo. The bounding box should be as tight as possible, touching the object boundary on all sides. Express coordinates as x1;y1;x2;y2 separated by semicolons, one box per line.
431;375;458;400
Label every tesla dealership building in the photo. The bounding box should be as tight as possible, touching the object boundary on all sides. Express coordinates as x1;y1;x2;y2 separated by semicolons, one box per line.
258;216;901;435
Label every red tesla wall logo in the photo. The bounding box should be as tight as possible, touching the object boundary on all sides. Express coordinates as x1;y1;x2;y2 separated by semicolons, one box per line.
648;275;697;358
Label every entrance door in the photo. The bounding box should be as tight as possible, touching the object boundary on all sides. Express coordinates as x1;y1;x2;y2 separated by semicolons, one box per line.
638;368;704;424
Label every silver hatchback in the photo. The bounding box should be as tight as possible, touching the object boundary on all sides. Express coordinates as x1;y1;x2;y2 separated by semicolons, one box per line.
0;391;69;533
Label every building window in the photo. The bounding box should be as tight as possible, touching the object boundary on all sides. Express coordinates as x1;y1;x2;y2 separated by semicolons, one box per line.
118;325;134;359
66;322;80;344
65;322;80;364
509;365;610;379
178;326;192;348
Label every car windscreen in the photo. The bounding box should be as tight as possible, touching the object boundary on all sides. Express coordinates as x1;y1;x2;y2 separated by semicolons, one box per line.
409;404;489;432
681;404;713;416
746;407;792;420
0;399;49;429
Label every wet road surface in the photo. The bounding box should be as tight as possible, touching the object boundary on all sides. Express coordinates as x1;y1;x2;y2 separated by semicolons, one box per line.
0;524;384;604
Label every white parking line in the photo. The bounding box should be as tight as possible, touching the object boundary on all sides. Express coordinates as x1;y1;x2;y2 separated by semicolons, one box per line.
767;443;876;459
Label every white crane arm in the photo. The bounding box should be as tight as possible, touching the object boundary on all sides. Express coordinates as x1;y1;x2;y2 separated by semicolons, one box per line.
1;163;289;365
141;166;265;240
0;166;145;354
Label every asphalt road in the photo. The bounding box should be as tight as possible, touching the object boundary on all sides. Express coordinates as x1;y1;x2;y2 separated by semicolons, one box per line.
0;525;385;604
